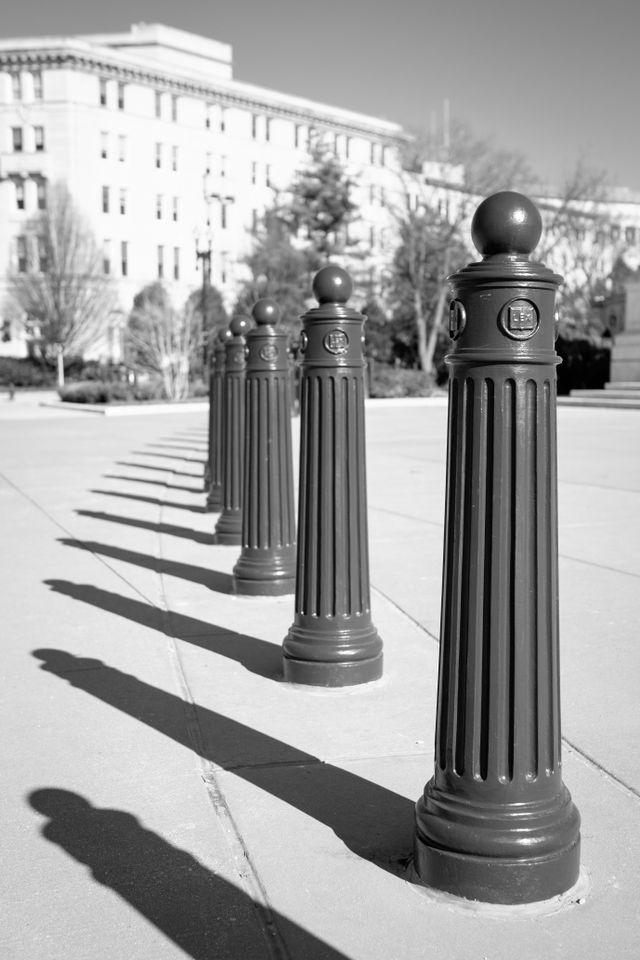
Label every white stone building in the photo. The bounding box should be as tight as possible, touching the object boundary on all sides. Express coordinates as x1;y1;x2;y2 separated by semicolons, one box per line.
0;22;413;359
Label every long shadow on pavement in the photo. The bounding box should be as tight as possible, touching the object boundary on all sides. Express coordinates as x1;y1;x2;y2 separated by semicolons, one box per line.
75;510;214;545
90;489;205;513
29;788;348;960
32;650;415;874
57;539;232;593
145;442;208;452
103;474;203;494
132;451;206;465
115;461;203;479
44;580;281;680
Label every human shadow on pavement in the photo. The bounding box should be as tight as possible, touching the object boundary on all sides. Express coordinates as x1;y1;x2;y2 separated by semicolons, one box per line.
32;651;415;874
102;474;203;494
132;451;206;465
90;489;206;513
75;510;214;545
115;461;203;479
29;788;348;960
57;539;233;594
44;580;282;680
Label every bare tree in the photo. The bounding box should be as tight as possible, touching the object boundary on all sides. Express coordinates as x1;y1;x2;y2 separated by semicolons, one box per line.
125;283;197;401
534;160;616;333
5;180;116;386
386;119;536;378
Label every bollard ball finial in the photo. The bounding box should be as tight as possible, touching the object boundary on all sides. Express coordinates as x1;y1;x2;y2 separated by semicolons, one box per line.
252;298;280;326
312;265;352;305
229;316;250;337
471;191;542;258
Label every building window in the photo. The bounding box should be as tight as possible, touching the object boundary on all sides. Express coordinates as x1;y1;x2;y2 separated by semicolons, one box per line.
251;114;258;140
101;131;108;159
205;104;211;129
99;78;107;106
121;241;128;277
266;164;272;189
625;226;636;245
155;91;162;118
11;72;21;100
172;197;178;222
172;145;178;171
294;124;301;149
155;143;162;168
173;247;180;280
611;225;621;242
15;181;25;210
595;229;605;246
102;186;110;214
2;319;12;342
265;118;271;142
118;135;126;162
220;108;226;133
34;126;45;152
220;155;227;178
37;236;48;272
251;161;257;186
37;181;46;210
12;127;23;152
32;71;43;99
119;188;126;215
171;95;178;122
117;82;125;110
156;195;163;220
251;209;258;233
157;245;164;279
221;202;227;230
16;236;28;273
103;239;111;275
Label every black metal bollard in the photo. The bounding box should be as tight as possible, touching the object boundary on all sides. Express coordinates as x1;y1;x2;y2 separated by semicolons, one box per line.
233;299;297;595
282;266;382;686
205;330;230;513
413;192;581;904
213;316;250;545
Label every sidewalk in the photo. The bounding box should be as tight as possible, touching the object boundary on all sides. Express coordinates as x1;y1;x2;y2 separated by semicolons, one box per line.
1;401;639;959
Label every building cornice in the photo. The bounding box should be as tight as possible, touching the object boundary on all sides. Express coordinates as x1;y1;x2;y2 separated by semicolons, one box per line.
0;44;411;145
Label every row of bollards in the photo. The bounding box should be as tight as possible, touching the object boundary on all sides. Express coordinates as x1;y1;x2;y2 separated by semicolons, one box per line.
202;192;580;906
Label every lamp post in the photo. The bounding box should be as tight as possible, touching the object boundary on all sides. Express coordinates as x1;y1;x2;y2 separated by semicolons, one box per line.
195;230;213;369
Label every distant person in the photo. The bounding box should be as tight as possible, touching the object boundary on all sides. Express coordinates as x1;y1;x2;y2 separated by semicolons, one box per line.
7;382;15;401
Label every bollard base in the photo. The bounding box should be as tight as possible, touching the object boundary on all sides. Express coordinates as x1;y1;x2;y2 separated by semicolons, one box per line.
214;509;242;545
282;651;383;687
205;485;223;513
413;833;581;905
234;575;296;597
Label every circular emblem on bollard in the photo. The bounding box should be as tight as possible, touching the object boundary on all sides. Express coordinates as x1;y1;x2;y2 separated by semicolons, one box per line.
499;298;540;341
259;343;279;362
299;331;308;354
323;329;349;355
449;300;466;340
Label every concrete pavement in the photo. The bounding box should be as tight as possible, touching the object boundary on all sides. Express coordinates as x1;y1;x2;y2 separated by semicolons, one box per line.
1;398;639;959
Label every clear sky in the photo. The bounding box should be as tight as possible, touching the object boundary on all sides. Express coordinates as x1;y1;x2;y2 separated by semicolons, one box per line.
4;0;639;192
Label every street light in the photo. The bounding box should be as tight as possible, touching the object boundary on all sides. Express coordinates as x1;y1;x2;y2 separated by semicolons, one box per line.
195;227;213;367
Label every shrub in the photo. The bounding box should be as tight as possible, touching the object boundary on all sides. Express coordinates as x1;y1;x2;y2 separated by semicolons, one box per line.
368;365;441;399
0;357;56;387
59;381;111;403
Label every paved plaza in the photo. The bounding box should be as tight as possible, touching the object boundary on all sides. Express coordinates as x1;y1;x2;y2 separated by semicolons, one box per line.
1;395;639;959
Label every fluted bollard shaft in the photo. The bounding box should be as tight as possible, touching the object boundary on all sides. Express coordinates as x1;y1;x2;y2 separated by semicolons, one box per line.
413;192;581;904
282;266;382;686
214;316;249;545
205;331;229;512
233;299;296;595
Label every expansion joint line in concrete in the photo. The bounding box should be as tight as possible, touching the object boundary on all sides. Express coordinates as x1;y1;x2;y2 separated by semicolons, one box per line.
155;475;295;960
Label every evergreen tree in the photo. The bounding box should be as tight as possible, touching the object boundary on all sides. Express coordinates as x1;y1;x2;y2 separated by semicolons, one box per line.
278;136;359;268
